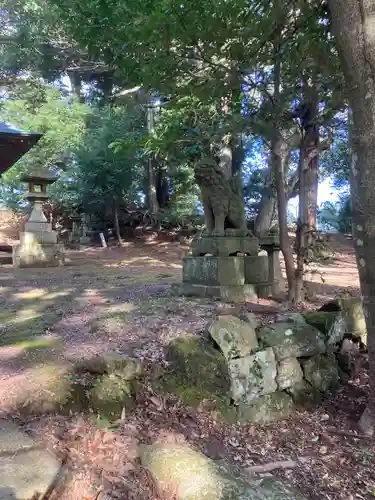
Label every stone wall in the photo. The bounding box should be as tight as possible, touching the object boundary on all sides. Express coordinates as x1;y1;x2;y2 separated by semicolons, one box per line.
162;311;352;425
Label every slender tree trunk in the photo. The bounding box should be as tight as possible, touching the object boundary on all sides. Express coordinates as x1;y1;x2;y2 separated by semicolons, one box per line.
146;158;160;213
295;148;306;303
329;0;375;435
273;134;296;301
155;162;170;209
301;100;319;238
272;1;296;301
114;204;122;246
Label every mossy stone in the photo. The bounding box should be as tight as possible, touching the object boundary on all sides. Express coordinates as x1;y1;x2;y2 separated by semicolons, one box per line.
301;355;340;395
320;297;366;345
303;311;338;335
140;442;308;500
75;353;143;380
16;366;92;415
156;373;236;423
287;380;322;409
237;392;294;425
166;335;231;395
88;374;133;420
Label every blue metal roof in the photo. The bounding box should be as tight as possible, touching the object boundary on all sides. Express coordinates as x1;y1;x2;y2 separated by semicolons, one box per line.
0;122;42;136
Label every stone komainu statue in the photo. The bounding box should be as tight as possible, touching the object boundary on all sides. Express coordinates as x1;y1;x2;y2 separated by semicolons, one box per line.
194;157;246;235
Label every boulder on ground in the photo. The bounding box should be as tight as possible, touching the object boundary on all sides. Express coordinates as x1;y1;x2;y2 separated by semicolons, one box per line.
228;348;277;404
336;338;360;376
301;355;340;394
237;392;294;425
15;364;91;415
257;322;326;360
275;312;307;325
276;358;303;390
0;419;66;500
319;297;366;346
303;311;338;337
140;442;307;500
238;312;259;329
88;373;134;419
287;381;322;408
163;335;231;405
208;315;259;360
75;352;143;380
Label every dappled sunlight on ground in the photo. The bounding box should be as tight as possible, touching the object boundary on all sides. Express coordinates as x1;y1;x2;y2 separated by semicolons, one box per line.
0;236;368;500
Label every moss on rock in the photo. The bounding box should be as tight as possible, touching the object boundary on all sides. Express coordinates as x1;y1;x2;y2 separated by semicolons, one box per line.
166;335;231;395
303;311;338;336
237;392;294;425
16;365;93;415
301;355;340;395
88;373;134;420
287;380;322;409
157;335;235;421
75;352;143;380
140;442;307;500
320;297;366;345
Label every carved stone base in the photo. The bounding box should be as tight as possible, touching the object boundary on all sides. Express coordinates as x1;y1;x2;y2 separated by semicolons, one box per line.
178;253;272;302
13;231;65;268
183;256;246;286
191;232;259;257
172;283;259;302
177;234;283;302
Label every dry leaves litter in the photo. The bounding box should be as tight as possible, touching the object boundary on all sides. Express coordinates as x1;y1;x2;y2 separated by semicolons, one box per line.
0;235;373;500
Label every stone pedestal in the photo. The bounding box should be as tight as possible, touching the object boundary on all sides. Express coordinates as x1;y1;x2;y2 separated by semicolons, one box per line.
13;200;64;268
67;216;81;249
174;231;274;302
259;234;285;296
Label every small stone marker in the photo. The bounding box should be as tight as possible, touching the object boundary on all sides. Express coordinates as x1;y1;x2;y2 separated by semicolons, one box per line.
99;232;107;248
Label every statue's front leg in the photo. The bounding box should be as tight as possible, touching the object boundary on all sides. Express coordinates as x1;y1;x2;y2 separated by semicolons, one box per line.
203;203;214;233
213;212;225;236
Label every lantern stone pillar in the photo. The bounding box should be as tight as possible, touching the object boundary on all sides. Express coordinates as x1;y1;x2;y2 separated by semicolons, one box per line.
12;167;65;267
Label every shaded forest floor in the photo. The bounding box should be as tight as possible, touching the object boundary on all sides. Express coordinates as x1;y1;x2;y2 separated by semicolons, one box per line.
0;234;373;500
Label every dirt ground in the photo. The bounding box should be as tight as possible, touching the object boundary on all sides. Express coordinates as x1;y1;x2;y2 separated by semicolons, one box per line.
0;234;373;500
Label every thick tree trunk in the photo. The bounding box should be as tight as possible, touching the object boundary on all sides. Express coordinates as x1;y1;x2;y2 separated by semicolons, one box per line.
255;166;277;237
255;195;276;237
329;0;375;435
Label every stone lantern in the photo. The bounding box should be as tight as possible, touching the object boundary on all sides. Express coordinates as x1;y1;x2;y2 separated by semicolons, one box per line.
12;167;65;267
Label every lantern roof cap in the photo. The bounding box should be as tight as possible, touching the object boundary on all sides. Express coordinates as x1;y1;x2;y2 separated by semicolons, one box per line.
20;167;58;184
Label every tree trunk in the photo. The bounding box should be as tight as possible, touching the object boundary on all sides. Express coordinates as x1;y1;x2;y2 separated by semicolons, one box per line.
301;100;319;237
155;162;170;209
67;71;84;102
146;157;160;214
271;3;296;302
114;205;122;246
273;133;296;301
255;166;277;237
329;0;375;435
295;148;306;303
